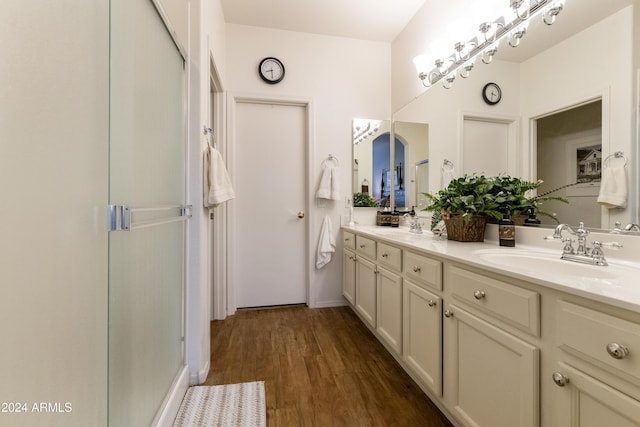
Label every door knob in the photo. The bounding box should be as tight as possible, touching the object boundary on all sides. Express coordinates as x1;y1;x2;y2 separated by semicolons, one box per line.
297;211;305;219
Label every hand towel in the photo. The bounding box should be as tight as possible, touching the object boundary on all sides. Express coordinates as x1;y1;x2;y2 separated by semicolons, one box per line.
316;216;335;269
597;164;627;208
205;146;236;207
316;165;340;200
330;166;341;200
316;165;332;199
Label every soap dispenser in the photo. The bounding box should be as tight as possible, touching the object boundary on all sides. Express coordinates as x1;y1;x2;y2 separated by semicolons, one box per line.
499;210;516;247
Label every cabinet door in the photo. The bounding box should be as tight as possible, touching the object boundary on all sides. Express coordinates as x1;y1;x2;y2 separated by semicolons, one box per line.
443;304;539;427
403;280;442;396
377;266;402;355
355;256;376;329
551;363;640;427
342;249;356;305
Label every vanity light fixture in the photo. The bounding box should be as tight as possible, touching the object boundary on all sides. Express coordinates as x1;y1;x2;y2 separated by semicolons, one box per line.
353;119;382;145
413;0;567;89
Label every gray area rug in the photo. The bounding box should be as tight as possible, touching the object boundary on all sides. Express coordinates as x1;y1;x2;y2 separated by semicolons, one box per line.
173;381;266;427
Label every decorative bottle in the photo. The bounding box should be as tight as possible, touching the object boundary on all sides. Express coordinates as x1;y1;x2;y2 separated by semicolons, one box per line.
499;215;516;247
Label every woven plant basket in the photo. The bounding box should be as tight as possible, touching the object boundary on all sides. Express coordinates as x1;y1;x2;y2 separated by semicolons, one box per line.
443;215;488;242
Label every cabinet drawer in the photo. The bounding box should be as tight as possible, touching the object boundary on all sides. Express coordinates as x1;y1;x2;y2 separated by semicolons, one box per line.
557;301;640;382
355;235;376;259
449;266;539;336
377;242;402;272
403;251;441;291
343;231;355;250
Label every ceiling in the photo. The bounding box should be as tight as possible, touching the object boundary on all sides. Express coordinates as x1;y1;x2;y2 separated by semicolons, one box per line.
220;0;635;58
220;0;428;43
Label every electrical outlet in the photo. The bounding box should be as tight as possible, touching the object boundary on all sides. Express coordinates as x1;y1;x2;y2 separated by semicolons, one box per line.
345;195;352;208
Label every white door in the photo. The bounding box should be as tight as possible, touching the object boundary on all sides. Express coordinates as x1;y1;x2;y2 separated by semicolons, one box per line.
462;117;516;176
232;100;308;308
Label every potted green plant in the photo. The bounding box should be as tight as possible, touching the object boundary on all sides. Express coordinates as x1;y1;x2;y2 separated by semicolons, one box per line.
422;174;503;242
353;192;378;207
490;176;570;224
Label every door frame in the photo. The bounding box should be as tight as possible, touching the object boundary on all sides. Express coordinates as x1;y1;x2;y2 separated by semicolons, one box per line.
224;93;315;315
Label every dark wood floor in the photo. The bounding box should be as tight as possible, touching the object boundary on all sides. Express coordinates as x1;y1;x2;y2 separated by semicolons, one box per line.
205;305;453;426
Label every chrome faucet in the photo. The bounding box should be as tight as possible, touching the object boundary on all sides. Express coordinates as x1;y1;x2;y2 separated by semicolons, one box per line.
404;213;423;234
624;223;640;232
547;222;622;266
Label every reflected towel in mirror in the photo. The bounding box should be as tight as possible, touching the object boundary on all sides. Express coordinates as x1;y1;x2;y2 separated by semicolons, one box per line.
597;164;627;209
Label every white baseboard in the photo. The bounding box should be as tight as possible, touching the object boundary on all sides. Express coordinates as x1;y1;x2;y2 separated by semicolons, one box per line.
313;298;348;308
190;359;210;385
152;365;190;427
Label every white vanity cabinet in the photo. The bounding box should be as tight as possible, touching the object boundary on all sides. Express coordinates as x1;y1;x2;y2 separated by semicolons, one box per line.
550;301;640;426
443;265;540;427
341;226;640;427
342;249;356;305
403;279;442;396
402;249;443;396
376;242;403;355
354;235;377;329
342;231;356;305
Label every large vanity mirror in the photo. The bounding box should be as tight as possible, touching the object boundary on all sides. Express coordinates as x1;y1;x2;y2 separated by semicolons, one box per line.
352;119;390;207
388;0;638;231
352;119;429;210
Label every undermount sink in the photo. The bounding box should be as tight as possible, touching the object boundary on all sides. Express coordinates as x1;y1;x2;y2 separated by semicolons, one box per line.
472;248;634;282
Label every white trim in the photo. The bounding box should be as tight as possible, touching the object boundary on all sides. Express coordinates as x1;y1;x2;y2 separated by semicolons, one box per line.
209;50;228;321
225;93;315;314
190;359;211;385
150;0;187;61
152;365;190;427
527;88;611;228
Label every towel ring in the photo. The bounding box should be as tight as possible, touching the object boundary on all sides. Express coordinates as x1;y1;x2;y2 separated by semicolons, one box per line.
604;151;627;168
322;154;340;167
441;158;454;173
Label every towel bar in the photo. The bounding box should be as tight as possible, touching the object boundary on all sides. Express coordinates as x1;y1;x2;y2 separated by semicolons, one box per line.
108;204;192;232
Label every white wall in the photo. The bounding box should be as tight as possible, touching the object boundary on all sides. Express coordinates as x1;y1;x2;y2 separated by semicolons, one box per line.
0;2;109;426
224;24;391;307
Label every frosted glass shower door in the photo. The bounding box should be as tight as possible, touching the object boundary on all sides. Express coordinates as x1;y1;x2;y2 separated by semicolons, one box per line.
108;0;186;425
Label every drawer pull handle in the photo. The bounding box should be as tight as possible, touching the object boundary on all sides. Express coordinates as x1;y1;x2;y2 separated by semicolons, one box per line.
359;244;366;249
428;300;437;308
473;290;486;300
606;343;629;359
381;253;388;258
552;372;569;387
444;309;454;318
412;265;421;273
345;238;350;242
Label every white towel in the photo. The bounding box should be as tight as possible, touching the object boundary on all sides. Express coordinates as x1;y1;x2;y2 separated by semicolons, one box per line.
316;165;341;200
330;166;341;200
204;146;236;207
315;216;335;269
597;164;627;208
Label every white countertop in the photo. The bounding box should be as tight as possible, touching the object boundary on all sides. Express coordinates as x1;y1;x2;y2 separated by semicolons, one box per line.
342;224;640;313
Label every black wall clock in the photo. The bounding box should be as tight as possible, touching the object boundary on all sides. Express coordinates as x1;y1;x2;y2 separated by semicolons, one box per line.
258;57;285;84
482;82;502;105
